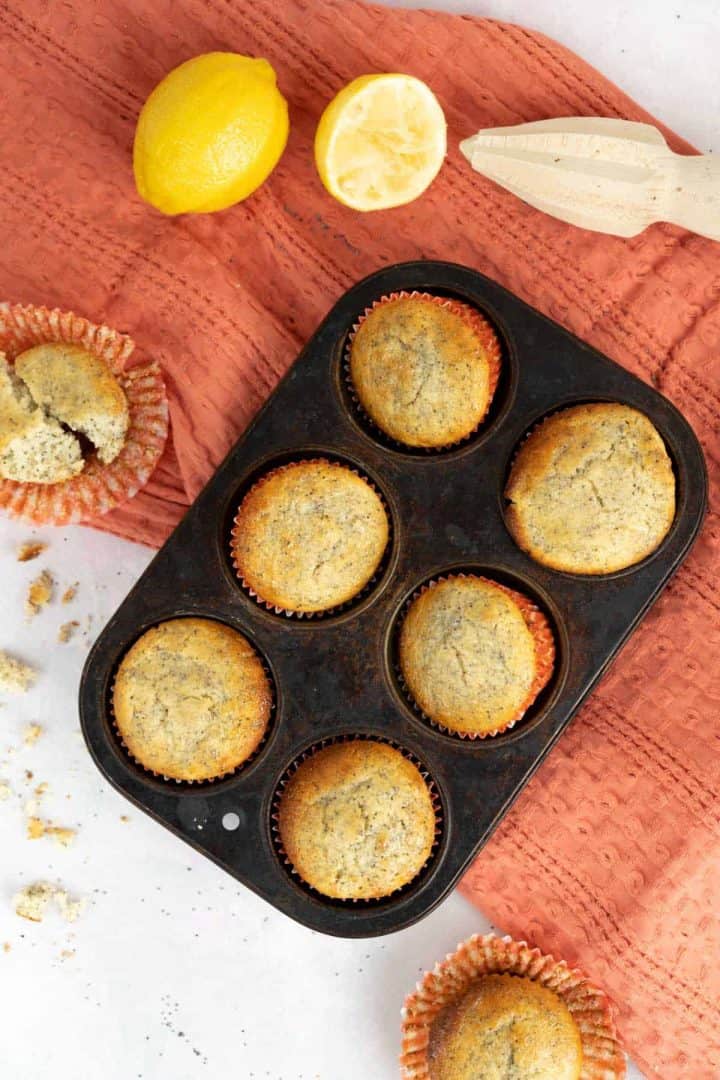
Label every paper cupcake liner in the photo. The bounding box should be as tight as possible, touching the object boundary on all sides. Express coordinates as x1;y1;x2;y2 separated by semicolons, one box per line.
108;631;276;789
229;457;393;620
344;291;502;454
270;733;443;905
395;573;556;740
400;933;626;1079
0;302;168;525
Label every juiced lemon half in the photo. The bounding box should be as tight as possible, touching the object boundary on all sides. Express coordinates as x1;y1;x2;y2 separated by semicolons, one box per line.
315;74;447;211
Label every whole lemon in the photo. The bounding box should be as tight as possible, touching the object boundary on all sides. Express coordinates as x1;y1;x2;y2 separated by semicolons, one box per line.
133;52;289;215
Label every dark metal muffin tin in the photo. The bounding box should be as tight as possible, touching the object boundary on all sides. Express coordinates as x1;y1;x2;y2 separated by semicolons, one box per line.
79;261;707;938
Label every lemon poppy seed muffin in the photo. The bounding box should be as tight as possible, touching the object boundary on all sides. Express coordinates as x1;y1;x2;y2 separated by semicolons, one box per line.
505;403;676;575
276;741;436;900
231;459;389;613
15;343;130;464
113;618;272;781
428;974;583;1080
0;355;84;483
348;294;501;448
399;576;554;737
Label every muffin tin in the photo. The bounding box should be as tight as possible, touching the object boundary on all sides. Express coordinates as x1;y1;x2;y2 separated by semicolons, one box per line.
79;260;707;938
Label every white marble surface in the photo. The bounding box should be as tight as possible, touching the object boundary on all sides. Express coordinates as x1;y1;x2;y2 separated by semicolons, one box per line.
3;2;717;1076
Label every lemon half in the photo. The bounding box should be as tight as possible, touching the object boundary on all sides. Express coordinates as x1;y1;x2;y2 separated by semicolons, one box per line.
133;52;289;215
315;73;447;212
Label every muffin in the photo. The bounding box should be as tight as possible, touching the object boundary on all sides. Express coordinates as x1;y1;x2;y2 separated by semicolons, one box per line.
348;293;501;448
231;459;389;614
276;741;436;900
0;355;84;483
505;403;676;574
0;302;168;526
401;934;626;1080
429;974;583;1080
113;617;272;781
398;575;554;737
15;343;130;464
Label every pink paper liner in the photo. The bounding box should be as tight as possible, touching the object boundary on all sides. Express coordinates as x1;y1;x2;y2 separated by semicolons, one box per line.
400;933;626;1079
0;302;168;525
109;625;275;787
230;457;392;619
345;291;502;452
270;734;443;903
397;573;556;739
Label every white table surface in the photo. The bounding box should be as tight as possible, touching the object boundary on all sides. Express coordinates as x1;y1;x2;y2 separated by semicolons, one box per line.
3;3;716;1076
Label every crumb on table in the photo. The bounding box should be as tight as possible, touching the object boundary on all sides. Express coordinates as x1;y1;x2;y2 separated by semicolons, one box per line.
58;620;80;644
23;724;42;746
25;570;54;617
0;780;11;800
17;541;46;563
14;882;84;924
0;651;35;694
2;942;10;953
61;583;78;604
45;826;76;848
27;816;45;840
13;882;55;922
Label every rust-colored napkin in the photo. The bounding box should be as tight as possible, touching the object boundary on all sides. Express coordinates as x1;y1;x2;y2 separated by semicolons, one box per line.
1;2;718;1075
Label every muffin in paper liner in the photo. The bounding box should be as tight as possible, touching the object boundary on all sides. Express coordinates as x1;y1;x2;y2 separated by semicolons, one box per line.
400;932;626;1079
270;734;444;904
109;621;276;787
395;573;556;740
0;302;168;525
344;291;502;452
229;457;392;620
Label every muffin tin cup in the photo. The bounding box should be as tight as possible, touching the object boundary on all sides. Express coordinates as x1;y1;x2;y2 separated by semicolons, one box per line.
344;291;502;454
393;572;556;740
400;932;627;1079
229;456;394;620
79;259;706;937
270;734;444;907
0;302;169;525
108;629;277;790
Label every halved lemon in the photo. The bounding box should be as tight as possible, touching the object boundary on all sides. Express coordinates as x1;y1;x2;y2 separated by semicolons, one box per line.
314;73;447;212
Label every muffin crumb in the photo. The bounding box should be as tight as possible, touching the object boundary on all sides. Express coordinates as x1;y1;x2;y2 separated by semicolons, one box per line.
0;779;11;800
14;882;55;922
2;942;10;953
14;882;84;923
46;826;76;848
23;723;43;746
25;570;54;617
61;583;78;604
17;541;46;563
27;816;45;840
58;620;80;644
0;651;35;694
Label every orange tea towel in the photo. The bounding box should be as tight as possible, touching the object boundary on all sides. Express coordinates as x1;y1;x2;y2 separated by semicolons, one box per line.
0;2;718;1076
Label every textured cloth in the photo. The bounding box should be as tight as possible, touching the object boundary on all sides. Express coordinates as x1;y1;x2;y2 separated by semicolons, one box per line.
0;2;718;1076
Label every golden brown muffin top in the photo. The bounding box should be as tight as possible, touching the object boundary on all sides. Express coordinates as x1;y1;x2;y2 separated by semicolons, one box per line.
231;460;389;613
505;403;675;575
276;741;436;900
113;618;271;781
349;296;498;448
15;343;129;464
429;974;583;1080
399;576;552;736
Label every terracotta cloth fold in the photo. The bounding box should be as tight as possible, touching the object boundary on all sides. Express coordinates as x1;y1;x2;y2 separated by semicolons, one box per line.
0;1;718;1075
